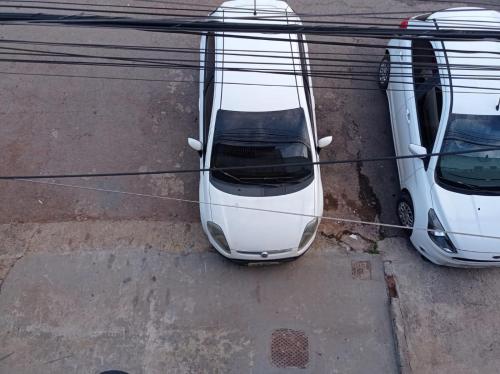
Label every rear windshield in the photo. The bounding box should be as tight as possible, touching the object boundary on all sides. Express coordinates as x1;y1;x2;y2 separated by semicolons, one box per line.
210;108;313;185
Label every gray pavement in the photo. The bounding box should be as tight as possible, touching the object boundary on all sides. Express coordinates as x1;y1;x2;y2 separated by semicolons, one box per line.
381;238;500;374
0;223;396;374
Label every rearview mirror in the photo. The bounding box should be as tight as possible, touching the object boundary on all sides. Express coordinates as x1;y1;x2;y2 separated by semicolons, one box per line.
188;138;203;155
408;144;427;158
317;136;333;152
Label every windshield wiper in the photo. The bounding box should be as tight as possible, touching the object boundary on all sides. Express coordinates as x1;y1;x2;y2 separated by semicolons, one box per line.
441;175;500;194
217;170;244;184
239;177;284;187
216;170;279;187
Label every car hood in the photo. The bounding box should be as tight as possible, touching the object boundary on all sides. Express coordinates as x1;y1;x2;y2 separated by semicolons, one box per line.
208;182;316;252
431;183;500;252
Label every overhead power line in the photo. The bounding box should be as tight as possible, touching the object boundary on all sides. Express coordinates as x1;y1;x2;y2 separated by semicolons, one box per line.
1;12;500;40
2;37;500;60
1;55;498;93
15;178;500;242
2;3;500;29
3;0;499;19
4;42;500;72
1;146;499;181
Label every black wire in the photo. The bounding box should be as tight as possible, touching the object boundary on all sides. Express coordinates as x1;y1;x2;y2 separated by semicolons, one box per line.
1;37;500;65
2;2;500;29
2;37;500;61
2;70;496;95
1;49;499;93
4;44;500;74
1;30;500;73
3;55;500;93
0;36;497;92
14;0;496;19
1;12;500;40
2;147;500;180
2;23;500;58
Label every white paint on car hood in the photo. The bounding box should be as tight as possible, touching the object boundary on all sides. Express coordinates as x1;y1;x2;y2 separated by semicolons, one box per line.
208;182;316;252
431;183;500;253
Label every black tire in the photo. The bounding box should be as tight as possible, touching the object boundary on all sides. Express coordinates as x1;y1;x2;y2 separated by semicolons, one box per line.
378;52;391;90
396;191;414;236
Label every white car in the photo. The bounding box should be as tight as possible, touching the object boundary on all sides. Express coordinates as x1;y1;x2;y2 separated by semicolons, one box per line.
187;0;332;263
379;7;500;267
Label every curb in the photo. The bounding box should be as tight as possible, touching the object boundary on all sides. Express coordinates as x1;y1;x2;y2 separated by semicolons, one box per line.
384;261;411;374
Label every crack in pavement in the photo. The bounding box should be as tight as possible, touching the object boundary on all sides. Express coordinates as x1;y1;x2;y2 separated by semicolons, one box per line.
0;254;24;296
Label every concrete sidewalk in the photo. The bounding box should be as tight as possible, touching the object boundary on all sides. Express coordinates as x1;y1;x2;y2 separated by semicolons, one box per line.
381;238;500;374
0;224;397;374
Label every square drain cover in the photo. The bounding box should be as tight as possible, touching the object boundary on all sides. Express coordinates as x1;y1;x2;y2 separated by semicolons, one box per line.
351;260;372;280
270;329;309;369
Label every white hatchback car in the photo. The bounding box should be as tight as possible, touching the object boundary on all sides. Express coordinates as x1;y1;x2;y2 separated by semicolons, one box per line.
188;0;332;263
380;8;500;266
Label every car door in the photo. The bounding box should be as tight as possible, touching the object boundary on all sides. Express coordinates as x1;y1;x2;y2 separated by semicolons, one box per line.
388;39;413;182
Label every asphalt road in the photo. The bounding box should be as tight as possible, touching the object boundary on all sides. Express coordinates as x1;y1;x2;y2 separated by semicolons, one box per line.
0;0;414;244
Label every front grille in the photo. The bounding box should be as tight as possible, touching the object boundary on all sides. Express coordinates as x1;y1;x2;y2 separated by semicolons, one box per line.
236;248;292;255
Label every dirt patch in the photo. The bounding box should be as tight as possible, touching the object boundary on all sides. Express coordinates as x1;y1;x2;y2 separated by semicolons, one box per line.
356;159;382;222
324;193;339;211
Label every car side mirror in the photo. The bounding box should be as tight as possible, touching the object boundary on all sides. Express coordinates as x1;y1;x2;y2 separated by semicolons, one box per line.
317;136;333;152
408;144;427;158
188;138;203;156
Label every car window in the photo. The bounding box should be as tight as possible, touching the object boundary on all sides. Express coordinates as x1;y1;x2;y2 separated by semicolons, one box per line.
203;33;216;153
211;109;313;185
412;39;443;166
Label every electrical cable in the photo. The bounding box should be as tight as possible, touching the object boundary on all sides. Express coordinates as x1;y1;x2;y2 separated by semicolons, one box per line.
2;37;500;61
1;54;498;94
1;12;500;40
4;43;500;72
14;177;500;242
1;146;500;180
2;24;500;59
5;0;498;19
2;2;500;30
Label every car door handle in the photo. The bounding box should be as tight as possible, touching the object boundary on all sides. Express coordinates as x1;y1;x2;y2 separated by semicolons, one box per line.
406;109;411;124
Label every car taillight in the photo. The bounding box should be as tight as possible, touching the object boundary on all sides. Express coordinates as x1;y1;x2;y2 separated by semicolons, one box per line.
399;18;409;29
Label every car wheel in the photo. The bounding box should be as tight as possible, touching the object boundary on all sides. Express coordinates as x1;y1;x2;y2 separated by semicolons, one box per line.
378;52;390;90
396;192;414;236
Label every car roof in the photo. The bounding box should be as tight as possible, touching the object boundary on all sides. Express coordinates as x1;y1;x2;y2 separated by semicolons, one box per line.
211;1;304;112
424;8;500;115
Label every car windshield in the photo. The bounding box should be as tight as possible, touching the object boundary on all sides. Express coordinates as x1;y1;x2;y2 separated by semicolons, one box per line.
437;114;500;192
210;108;313;185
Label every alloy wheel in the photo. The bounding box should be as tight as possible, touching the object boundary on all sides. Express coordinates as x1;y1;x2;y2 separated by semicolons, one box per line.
398;201;414;228
379;57;390;89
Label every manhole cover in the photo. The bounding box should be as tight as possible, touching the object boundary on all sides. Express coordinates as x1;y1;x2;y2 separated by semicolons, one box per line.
351;260;372;280
270;329;309;369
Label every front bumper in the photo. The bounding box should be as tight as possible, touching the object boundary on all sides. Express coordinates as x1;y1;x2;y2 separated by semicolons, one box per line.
411;233;500;268
206;227;317;262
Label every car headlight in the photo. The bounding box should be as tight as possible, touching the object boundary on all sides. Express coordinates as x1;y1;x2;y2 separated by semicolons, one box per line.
207;221;231;254
428;209;457;253
299;218;319;249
